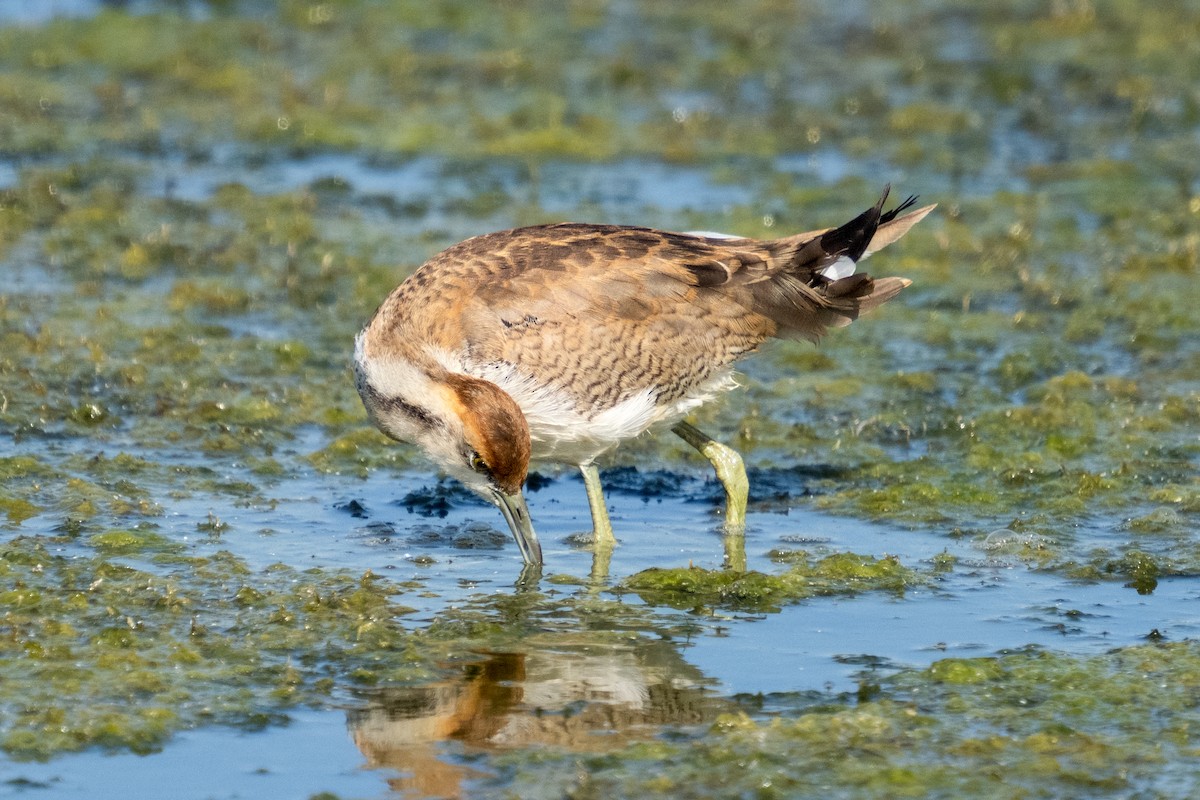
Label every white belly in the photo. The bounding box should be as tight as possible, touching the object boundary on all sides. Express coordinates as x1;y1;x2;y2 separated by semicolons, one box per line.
466;359;738;466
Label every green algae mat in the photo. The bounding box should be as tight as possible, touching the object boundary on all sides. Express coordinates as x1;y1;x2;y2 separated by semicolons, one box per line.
1;1;1198;797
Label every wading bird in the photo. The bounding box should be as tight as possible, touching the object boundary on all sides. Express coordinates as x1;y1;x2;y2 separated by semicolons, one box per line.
355;187;933;567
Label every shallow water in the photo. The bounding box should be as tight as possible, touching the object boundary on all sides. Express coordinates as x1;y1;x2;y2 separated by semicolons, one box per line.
8;456;1200;796
1;0;1199;797
0;708;381;800
4;466;1197;798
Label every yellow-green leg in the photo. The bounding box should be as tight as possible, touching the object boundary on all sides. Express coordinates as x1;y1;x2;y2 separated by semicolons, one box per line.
580;462;616;544
580;462;615;581
672;421;748;571
672;421;749;529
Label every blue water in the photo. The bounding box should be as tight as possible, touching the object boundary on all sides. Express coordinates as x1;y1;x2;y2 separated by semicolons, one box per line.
3;459;1196;799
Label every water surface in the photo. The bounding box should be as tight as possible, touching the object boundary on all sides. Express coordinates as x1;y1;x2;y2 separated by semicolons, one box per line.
1;1;1198;797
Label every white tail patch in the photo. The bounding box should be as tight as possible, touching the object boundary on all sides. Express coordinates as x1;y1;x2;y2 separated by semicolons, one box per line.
818;255;857;280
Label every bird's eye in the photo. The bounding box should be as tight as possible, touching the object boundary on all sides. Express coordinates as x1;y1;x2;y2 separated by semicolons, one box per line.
469;450;488;473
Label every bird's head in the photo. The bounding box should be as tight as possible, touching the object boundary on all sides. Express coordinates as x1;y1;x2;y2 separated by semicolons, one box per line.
354;341;542;564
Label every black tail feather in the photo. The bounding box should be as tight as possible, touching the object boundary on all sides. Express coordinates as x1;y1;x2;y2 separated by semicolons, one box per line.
817;186;922;264
880;193;919;224
817;185;887;263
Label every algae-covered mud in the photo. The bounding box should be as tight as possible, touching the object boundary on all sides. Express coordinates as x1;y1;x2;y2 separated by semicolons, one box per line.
1;0;1198;797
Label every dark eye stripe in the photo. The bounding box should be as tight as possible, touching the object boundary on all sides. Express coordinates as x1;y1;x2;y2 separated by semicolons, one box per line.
362;381;437;428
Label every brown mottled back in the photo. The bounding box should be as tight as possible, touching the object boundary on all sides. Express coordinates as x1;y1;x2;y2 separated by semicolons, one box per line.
364;193;934;414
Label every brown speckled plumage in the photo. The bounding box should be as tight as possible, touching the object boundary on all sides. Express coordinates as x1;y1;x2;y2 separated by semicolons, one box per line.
361;192;931;416
355;187;935;566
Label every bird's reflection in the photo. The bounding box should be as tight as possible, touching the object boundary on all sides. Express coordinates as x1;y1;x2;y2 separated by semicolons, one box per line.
348;641;727;798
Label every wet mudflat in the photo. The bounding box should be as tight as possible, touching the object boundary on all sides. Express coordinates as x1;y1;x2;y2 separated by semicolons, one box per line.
0;1;1198;798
